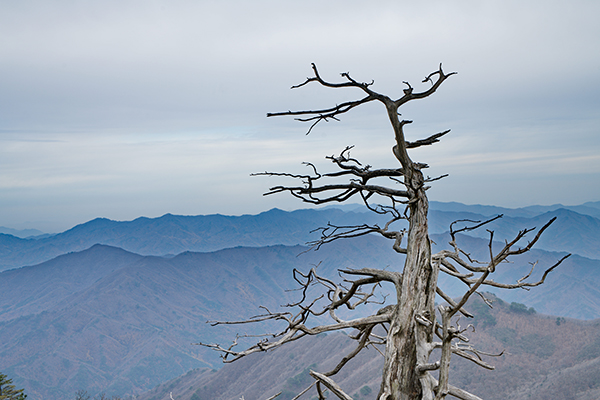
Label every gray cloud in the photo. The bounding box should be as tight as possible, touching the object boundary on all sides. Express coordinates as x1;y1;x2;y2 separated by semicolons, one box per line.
1;0;599;231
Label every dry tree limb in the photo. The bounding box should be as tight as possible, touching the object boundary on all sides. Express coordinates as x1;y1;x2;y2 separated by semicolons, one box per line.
309;371;353;400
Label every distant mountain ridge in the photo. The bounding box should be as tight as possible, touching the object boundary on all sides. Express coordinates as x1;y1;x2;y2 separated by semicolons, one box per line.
0;226;46;239
429;207;600;259
1;202;600;271
0;209;379;270
0;244;143;322
429;200;600;219
332;200;600;218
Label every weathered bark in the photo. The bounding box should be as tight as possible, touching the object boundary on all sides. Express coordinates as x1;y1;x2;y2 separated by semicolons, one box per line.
380;188;436;399
379;99;439;399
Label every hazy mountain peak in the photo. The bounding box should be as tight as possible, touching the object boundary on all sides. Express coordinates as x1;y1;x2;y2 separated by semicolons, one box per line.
0;226;46;238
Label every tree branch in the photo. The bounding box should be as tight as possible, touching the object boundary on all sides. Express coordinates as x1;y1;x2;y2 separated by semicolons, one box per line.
406;130;451;149
267;63;455;136
309;371;353;400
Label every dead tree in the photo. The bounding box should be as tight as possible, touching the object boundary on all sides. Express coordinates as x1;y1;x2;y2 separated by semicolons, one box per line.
197;64;569;400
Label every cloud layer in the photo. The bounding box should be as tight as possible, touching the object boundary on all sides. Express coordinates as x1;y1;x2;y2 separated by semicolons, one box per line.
1;0;599;231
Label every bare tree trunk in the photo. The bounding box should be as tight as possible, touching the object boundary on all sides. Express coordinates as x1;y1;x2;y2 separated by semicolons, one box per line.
376;98;439;400
379;170;438;400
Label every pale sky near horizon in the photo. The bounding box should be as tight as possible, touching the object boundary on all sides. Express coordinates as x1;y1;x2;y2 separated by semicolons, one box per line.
1;0;599;232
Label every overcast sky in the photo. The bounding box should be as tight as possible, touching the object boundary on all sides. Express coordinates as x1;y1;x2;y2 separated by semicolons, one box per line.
1;0;599;232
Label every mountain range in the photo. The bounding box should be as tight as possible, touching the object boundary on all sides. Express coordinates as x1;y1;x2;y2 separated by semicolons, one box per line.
2;201;600;271
0;237;402;399
0;201;599;399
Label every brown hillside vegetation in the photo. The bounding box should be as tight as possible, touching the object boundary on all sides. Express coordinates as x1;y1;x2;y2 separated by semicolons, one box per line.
139;294;600;400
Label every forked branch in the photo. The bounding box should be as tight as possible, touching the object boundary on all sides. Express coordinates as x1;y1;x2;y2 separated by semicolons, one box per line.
196;266;394;363
267;63;455;136
432;216;570;399
254;147;412;252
